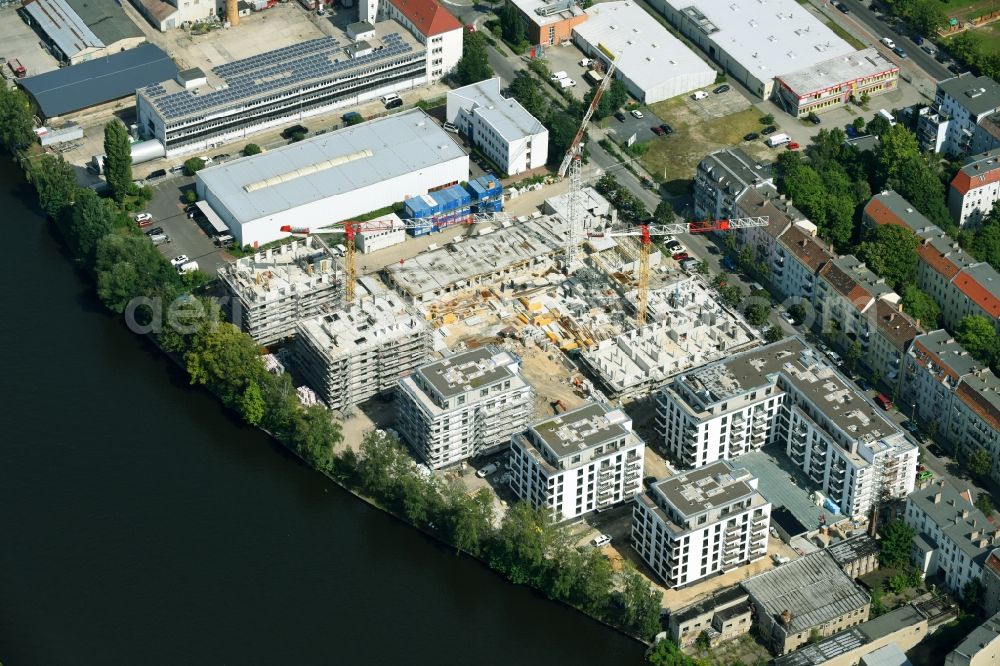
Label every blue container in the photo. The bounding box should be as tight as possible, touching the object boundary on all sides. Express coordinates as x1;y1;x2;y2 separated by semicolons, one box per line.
468;174;502;201
404;193;440;219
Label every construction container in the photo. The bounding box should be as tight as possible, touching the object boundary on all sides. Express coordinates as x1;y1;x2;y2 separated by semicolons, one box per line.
403;193;439;220
466;174;503;213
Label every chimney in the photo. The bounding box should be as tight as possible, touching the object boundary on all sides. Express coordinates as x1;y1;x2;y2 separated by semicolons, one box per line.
780;610;792;627
962;509;970;519
228;0;240;26
934;492;942;504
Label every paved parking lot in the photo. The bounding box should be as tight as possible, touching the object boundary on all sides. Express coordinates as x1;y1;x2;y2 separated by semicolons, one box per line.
540;41;591;101
0;6;61;77
686;86;752;120
141;177;232;275
606;108;669;145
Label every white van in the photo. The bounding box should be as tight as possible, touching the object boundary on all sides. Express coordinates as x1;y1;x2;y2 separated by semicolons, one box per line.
880;37;896;50
877;108;897;126
691;90;708;100
559;77;576;88
380;93;400;105
766;132;792;148
177;261;199;274
550;70;568;81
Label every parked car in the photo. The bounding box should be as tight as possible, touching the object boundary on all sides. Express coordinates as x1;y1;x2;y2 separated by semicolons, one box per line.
893;46;908;58
680;257;699;271
177;261;199;274
672;251;689;261
743;132;760;141
808;112;821;125
144;226;164;236
170;255;190;268
550;71;568;81
169;164;186;174
855;377;871;391
912;34;924;46
762;125;778;135
476;463;498;478
921;44;936;55
659;123;673;135
713;84;730;94
630;109;644;119
691;91;708;100
147;168;167;180
881;37;896;49
650;125;665;136
591;534;612;548
134;212;153;224
198;156;214;166
386;97;403;109
614;111;626;122
875;393;893;411
903;420;920;434
442;121;458;133
380;93;400;105
927;444;946;458
786;142;801;150
949;63;963;74
834;1;849;12
579;58;593;67
280;125;308;139
665;240;683;251
781;311;796;325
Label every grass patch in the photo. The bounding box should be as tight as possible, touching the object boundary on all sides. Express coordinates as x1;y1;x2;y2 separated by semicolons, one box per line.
824;19;866;50
639;99;770;194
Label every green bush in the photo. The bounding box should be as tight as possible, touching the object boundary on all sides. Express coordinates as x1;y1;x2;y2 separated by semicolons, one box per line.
184;189;197;204
243;143;262;156
183;157;206;176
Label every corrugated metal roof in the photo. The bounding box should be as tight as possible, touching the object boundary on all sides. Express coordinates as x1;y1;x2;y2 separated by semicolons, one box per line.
23;0;103;59
18;44;177;118
197;109;467;225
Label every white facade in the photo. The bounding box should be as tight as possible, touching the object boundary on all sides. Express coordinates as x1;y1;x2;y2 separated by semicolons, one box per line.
918;75;1000;156
949;150;1000;228
633;461;770;588
397;347;534;469
446;78;548;176
572;1;715;105
381;0;463;81
356;213;407;253
509;402;644;521
693;148;773;221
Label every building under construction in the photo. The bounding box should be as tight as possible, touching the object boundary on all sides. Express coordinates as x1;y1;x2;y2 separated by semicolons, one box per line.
218;236;341;347
293;278;431;411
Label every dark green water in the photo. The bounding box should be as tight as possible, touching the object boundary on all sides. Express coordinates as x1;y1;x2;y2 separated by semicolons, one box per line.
0;159;645;665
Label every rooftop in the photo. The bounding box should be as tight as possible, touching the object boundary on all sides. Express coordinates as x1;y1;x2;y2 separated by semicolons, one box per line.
827;534;880;567
699;148;772;197
574;1;716;95
737;451;845;530
778;47;898;95
865;191;938;237
509;0;584;27
18;43;177;118
917;234;975;280
736;184;802;239
873;299;922;350
952;149;1000;195
388;0;462;35
414;346;522;400
138;25;422;121
671;585;748;624
673;0;855;80
23;0;103;58
529;401;633;460
938;74;1000;116
910;329;981;386
956;370;1000;433
197;108;466;226
909;477;996;563
779;223;832;272
947;611;1000;664
818;257;879;309
742;550;870;635
651;460;761;521
448;78;547;142
218;236;339;305
954;262;1000;319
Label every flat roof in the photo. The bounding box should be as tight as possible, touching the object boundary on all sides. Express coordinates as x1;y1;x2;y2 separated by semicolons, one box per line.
737;451;845;530
509;0;583;27
197;108;466;225
742;551;870;635
415;346;521;399
671;0;854;79
529;402;631;460
827;534;879;566
19;43;177;118
138;24;422;121
449;78;547;143
574;1;715;94
218;236;339;305
778;48;897;95
66;0;142;45
652;460;759;520
939;74;1000;116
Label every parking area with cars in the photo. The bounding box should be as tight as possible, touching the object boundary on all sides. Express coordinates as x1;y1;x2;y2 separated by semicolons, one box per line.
606;107;670;145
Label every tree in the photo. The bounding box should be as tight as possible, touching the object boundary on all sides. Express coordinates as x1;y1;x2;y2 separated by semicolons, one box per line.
455;32;493;86
647;639;697;666
857;224;919;289
695;631;711;650
61;187;122;263
968;447;993;479
879;520;916;568
901;285;940;329
289;405;341;471
760;113;775;126
103;120;133;203
499;3;526;46
27;154;77;221
238;381;266;426
489;502;556;586
976;492;995;518
508;72;548;120
956;315;1000;367
852;116;866;133
764;327;783;343
846;340;862;373
964;580;985;608
94;233;181;313
184;157;206;176
719;285;743;307
547;112;580;168
619;563;662;640
744;302;770;326
185;321;268;406
442;485;494;555
789;301;807;324
0;86;36;152
243;143;262;156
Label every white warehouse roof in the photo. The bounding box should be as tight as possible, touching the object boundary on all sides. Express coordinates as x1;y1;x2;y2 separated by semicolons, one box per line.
573;1;715;104
672;0;854;79
197;108;466;225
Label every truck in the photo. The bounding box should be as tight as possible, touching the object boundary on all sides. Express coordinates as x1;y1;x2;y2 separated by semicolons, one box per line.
177;261;200;274
8;59;26;78
766;132;792;148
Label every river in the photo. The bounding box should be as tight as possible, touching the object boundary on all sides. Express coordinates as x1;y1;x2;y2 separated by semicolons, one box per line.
0;160;645;665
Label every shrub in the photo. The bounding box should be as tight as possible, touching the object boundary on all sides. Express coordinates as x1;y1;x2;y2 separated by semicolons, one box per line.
243;143;262;156
183;157;206;176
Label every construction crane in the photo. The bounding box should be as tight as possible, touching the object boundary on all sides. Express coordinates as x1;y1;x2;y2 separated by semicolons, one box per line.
280;212;511;304
557;52;619;266
588;216;770;327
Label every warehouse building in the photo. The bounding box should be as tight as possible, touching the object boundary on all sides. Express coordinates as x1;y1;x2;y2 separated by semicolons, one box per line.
774;48;899;118
397;347;534;469
136;26;430;155
743;550;871;655
507;0;587;47
446;78;548;176
217;236;342;346
19;43;177;119
294;279;431;410
633;461;770;588
509;402;645;521
22;0;144;65
572;1;715;105
651;0;854;100
195;109;468;247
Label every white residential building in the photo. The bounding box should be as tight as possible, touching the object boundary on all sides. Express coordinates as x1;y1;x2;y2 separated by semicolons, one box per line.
918;75;1000;155
656;337;917;519
906;478;997;596
949;150;1000;228
397;346;534;469
632;460;770;588
446;78;548;176
509;402;644;521
693;148;772;221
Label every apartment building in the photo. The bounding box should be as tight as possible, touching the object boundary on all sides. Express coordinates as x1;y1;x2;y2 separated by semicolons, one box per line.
949;150;1000;228
293;282;431;410
742;550;871;655
732;185;796;274
949;370;1000;480
906;478;996;596
632;461;770;588
217;236;342;346
918;74;1000;155
902;329;978;431
982;549;1000;616
693;149;772;221
656;338;917;518
771;222;832;309
445;78;548;176
396;347;534;470
509;402;644;521
946;611;1000;666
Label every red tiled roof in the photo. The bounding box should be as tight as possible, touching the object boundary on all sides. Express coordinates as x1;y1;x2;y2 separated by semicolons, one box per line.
389;0;461;36
954;271;1000;318
957;380;1000;433
952;162;1000;196
917;242;962;280
863;198;902;227
986;551;1000;577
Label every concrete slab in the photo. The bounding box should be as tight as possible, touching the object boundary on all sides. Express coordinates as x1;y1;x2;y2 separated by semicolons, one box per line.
0;6;61;77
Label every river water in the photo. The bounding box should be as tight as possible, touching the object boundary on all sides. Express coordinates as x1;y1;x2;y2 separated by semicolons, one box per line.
0;160;645;665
